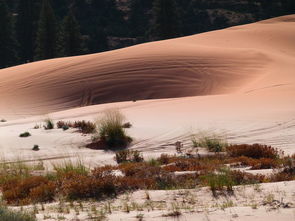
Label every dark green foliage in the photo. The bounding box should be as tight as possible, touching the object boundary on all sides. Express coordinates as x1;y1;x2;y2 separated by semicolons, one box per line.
19;132;31;138
16;0;39;63
60;10;84;56
150;0;180;40
0;0;17;68
32;145;39;151
34;0;58;60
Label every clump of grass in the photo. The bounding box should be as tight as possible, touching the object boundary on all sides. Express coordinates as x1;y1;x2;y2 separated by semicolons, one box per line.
32;145;39;151
0;119;7;122
44;118;54;130
226;144;281;159
53;159;89;176
115;150;144;164
19;132;31;138
0;205;36;221
201;168;234;196
89;109;132;149
192;132;228;152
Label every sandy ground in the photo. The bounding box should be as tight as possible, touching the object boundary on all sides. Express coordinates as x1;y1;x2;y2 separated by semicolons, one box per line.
20;181;293;221
0;15;295;220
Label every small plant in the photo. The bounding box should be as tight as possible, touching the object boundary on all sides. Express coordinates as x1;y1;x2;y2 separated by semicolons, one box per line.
0;119;7;122
0;205;36;221
115;150;144;164
32;145;40;151
201;168;235;196
73;120;96;134
90;109;133;149
19;132;31;138
44;118;54;130
192;132;228;152
136;213;144;221
122;122;132;128
62;125;69;131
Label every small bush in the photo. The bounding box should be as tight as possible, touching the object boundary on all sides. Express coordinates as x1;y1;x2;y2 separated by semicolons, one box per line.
192;133;228;152
201;168;234;196
0;119;6;122
0;206;36;221
73;120;96;134
32;145;39;151
62;125;69;131
226;144;281;159
115;150;143;164
19;132;31;138
44;118;54;130
93;109;133;149
122;122;132;128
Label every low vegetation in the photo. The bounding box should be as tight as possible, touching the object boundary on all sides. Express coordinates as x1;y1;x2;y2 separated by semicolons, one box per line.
43;118;54;130
19;132;31;138
192;132;228;152
0;142;293;205
57;120;96;134
0;205;36;221
0;119;6;122
115;150;144;164
88;109;133;150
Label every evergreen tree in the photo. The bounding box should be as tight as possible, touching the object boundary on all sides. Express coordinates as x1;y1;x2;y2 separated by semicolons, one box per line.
61;11;84;56
128;0;149;38
0;0;17;68
35;0;58;60
150;0;180;40
16;0;39;63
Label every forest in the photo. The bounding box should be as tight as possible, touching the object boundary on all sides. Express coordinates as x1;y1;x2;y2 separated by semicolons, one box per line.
0;0;294;69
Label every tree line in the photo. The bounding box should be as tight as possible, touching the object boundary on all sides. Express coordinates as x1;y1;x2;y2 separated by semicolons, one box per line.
0;0;294;69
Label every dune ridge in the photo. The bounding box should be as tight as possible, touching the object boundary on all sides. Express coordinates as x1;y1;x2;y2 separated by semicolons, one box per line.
0;15;294;119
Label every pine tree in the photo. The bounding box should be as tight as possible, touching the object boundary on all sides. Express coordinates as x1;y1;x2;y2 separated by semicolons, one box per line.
150;0;180;40
35;0;58;60
61;11;84;56
16;0;39;63
128;0;149;38
0;0;17;68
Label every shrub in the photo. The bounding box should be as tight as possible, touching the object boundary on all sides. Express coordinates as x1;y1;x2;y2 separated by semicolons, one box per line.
19;132;31;138
122;122;132;128
0;206;36;221
226;144;281;159
94;109;132;149
73;120;96;134
62;125;69;131
56;121;66;129
0;119;6;122
192;133;228;152
32;145;39;151
44;118;54;130
2;176;55;205
201;168;234;196
115;150;144;164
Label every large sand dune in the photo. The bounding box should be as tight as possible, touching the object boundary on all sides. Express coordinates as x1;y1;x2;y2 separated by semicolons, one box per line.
1;15;294;119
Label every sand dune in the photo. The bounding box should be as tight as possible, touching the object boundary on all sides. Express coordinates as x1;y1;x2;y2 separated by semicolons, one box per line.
1;15;294;119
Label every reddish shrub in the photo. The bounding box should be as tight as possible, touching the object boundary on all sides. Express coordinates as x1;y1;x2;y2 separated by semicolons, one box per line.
226;144;281;159
2;176;55;205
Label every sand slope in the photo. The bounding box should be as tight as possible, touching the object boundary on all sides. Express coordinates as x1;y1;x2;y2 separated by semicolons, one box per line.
1;15;294;119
